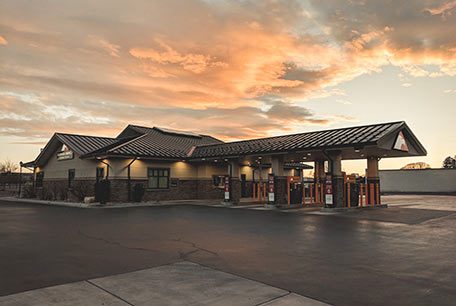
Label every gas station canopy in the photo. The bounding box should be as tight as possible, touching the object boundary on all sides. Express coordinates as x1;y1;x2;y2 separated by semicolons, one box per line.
190;121;426;161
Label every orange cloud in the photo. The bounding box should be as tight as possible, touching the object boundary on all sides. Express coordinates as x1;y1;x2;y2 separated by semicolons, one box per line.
1;0;456;144
425;0;456;15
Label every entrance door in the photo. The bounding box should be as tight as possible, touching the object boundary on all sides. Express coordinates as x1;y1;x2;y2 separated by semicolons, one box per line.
241;174;247;197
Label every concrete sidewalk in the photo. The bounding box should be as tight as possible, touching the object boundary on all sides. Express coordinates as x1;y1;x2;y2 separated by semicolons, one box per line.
0;262;330;306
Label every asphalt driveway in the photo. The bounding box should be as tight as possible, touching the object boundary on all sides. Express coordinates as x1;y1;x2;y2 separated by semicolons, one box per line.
0;196;455;306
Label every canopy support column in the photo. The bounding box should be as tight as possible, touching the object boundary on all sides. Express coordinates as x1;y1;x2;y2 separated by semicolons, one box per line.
367;156;381;205
328;151;344;208
271;155;286;204
228;160;241;204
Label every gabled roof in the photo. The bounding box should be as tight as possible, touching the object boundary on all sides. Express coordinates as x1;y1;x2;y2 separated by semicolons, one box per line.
33;133;118;166
190;121;426;158
83;125;223;159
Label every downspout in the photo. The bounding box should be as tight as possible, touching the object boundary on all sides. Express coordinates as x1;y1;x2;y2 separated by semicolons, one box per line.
126;157;138;202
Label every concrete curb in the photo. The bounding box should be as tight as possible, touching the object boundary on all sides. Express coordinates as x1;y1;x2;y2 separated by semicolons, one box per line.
0;197;223;209
321;204;388;212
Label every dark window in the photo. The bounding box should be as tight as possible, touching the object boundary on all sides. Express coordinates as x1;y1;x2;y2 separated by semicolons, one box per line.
213;175;225;188
96;167;104;182
68;169;75;188
147;168;169;189
36;172;44;188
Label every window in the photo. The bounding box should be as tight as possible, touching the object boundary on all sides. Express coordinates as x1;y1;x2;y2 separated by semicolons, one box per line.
68;169;75;188
147;168;169;189
96;167;104;182
213;175;225;188
36;172;44;188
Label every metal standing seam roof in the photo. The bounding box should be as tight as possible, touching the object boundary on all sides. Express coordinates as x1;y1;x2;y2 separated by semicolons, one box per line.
55;133;118;155
33;121;423;165
189;121;406;158
32;133;119;166
82;125;224;159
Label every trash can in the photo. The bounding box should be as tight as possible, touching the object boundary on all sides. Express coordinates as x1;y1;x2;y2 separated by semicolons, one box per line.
345;183;360;207
95;179;110;204
133;183;145;202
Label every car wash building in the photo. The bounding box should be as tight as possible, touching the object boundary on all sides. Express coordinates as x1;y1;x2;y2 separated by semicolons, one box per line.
22;121;426;207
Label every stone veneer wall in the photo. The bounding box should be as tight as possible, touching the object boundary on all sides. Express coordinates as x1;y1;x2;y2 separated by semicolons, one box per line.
35;178;230;202
196;179;225;200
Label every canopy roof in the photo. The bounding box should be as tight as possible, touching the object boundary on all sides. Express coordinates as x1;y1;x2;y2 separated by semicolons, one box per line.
190;121;426;160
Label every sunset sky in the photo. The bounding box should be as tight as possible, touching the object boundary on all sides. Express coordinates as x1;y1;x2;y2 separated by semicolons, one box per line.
1;0;455;173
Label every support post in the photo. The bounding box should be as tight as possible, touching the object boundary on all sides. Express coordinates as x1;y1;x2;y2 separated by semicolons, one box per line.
327;151;344;208
229;161;241;204
271;155;286;205
367;156;380;205
18;162;23;197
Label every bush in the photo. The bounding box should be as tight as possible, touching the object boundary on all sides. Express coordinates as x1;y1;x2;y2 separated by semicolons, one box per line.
70;180;94;202
22;184;35;198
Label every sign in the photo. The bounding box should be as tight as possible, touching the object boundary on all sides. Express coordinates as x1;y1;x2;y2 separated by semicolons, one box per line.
393;131;409;151
325;174;333;205
57;150;74;161
224;176;230;200
268;173;275;202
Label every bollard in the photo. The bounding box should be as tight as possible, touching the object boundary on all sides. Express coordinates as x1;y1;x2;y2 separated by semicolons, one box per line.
310;184;313;203
360;183;363;207
320;183;324;205
369;184;375;205
257;183;261;201
303;186;306;205
347;183;351;208
376;183;380;205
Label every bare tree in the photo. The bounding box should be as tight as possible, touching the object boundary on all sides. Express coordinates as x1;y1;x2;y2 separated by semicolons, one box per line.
0;158;18;173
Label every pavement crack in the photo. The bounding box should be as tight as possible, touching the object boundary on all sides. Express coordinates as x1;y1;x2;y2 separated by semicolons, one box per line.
78;230;155;253
173;238;219;257
254;292;291;305
86;280;134;306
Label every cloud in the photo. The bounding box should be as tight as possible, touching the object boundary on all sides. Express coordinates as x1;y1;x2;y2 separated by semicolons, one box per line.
0;0;455;145
425;0;456;16
0;36;7;45
336;99;351;105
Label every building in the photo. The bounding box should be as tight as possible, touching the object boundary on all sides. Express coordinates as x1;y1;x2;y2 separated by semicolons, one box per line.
22;121;426;207
380;168;456;194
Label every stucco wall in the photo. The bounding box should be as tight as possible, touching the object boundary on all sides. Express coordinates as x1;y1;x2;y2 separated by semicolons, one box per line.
379;169;456;193
37;150;105;179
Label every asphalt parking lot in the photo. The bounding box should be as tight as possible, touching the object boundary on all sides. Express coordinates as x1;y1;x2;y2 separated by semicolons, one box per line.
0;195;455;306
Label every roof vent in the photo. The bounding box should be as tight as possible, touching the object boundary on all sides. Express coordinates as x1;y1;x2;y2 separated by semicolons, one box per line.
154;127;202;138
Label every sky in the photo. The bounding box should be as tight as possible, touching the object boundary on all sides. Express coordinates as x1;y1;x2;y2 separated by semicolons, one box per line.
0;0;455;173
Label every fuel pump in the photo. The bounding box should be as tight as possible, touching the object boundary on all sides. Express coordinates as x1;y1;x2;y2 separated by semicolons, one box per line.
224;175;230;201
325;173;333;206
268;173;275;202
